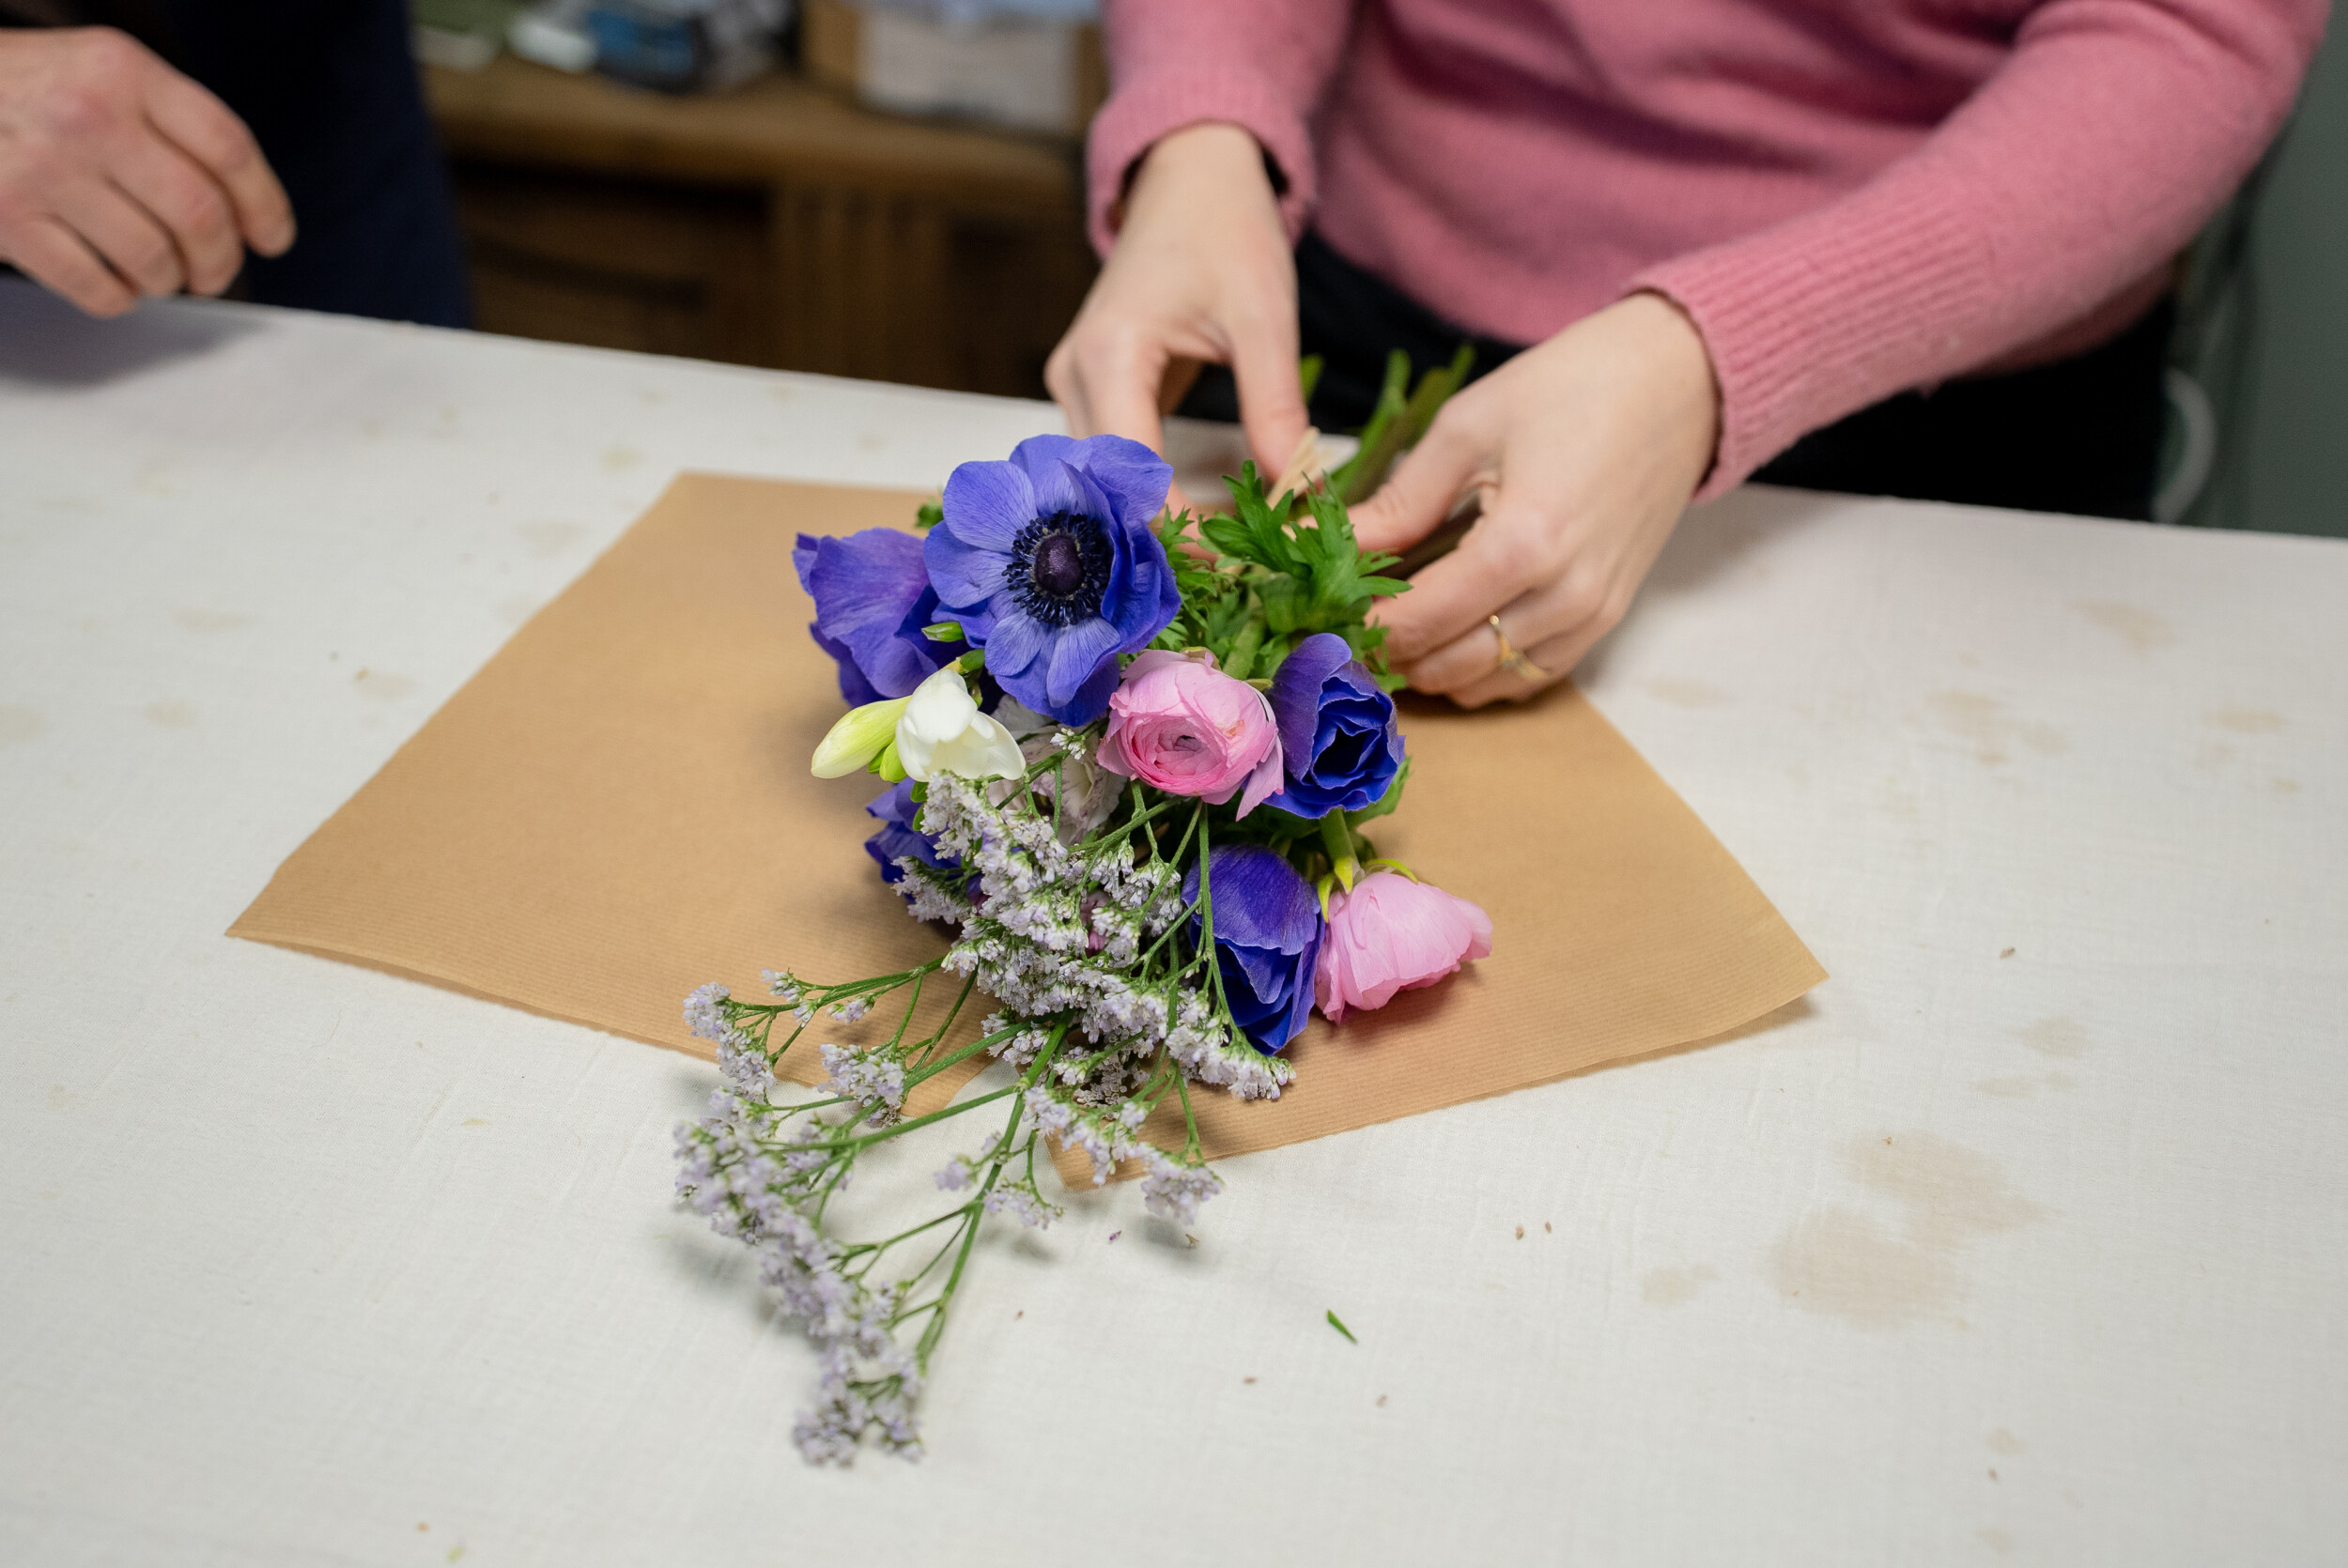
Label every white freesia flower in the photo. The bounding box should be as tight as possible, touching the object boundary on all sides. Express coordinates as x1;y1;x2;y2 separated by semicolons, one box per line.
895;666;1024;783
811;695;911;777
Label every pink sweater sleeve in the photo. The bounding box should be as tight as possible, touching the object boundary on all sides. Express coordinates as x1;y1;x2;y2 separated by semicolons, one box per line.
1086;0;1355;254
1634;0;2328;498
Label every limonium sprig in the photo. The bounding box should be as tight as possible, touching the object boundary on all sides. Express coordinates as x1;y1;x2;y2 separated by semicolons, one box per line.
682;407;1494;1465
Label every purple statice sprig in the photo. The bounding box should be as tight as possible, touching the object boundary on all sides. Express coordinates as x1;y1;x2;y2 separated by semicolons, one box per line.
674;729;1318;1466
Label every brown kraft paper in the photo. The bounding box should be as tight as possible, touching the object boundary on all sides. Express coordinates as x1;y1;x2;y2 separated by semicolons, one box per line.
231;473;1825;1168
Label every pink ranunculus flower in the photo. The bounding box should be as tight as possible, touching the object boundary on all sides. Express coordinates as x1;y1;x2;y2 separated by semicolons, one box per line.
1315;871;1493;1023
1095;649;1283;816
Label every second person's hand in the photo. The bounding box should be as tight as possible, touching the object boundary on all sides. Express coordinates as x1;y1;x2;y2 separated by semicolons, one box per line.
0;26;293;317
1045;122;1311;511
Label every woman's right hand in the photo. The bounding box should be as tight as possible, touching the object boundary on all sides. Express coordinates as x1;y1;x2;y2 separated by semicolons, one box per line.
1045;122;1310;509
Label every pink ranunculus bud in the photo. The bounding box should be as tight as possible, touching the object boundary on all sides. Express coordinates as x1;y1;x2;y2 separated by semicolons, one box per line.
1095;649;1284;816
1315;871;1493;1023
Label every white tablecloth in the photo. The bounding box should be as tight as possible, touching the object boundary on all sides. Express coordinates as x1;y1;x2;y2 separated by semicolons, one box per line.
2;279;2342;1566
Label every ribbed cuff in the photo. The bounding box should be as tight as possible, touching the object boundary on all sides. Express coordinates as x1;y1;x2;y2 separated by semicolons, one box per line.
1632;181;1998;500
1085;68;1318;256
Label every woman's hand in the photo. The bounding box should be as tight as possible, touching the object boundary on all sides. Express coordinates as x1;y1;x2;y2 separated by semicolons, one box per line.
1352;293;1721;707
0;27;293;317
1046;122;1311;510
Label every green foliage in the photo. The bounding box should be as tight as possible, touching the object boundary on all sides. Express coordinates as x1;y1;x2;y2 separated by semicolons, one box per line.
1297;353;1324;407
913;499;944;530
1324;344;1475;505
1152;464;1408;678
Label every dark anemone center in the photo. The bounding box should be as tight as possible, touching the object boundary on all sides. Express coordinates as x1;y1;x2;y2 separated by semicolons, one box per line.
1032;532;1086;597
1010;510;1111;627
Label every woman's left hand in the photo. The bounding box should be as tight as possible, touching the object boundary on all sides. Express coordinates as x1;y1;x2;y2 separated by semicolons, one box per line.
1351;292;1722;707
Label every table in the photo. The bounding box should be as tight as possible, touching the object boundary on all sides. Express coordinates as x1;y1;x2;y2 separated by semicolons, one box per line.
1;279;2341;1565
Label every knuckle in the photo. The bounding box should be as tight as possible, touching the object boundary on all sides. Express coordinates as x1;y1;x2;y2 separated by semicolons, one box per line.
1529;531;1577;585
164;179;230;239
74;27;144;74
1093;320;1158;364
1555;573;1607;626
41;79;121;139
1491;509;1568;582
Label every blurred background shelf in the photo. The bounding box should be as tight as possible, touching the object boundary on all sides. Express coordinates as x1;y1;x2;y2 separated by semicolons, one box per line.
424;53;1098;395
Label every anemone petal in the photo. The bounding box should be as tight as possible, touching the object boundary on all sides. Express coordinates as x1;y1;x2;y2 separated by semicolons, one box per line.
939;458;1035;551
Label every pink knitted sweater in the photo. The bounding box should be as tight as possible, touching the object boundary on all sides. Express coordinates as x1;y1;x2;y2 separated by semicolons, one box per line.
1089;0;2328;494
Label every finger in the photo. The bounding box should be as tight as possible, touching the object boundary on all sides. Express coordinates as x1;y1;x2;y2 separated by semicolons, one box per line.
54;180;182;297
1351;409;1486;554
1401;568;1603;695
1077;336;1172;460
1047;331;1198;513
109;132;239;295
1436;618;1607;710
1367;504;1546;666
1044;335;1094;434
1;215;137;315
142;68;292;255
1227;318;1308;481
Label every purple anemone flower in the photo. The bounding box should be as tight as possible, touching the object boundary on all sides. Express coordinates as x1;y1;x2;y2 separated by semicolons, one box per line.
794;529;958;707
864;780;956;887
924;434;1182;726
1184;844;1322;1053
1266;633;1404;819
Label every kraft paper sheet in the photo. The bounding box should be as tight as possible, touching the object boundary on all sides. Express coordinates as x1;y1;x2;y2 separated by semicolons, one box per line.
232;474;1824;1164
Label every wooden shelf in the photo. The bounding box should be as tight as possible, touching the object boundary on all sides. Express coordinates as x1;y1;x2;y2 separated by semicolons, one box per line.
424;56;1096;393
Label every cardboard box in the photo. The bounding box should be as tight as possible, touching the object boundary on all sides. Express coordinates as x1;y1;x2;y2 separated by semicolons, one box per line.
802;0;1106;137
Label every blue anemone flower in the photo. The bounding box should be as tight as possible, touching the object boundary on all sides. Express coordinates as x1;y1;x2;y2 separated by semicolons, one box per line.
1185;844;1323;1053
864;779;955;888
1265;632;1404;819
794;529;958;706
924;434;1181;725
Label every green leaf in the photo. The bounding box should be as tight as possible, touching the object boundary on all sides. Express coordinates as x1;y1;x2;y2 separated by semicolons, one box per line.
1298;353;1323;407
1259;575;1304;636
1254;804;1323;838
914;499;944;530
1326;1309;1358;1345
1331;343;1477;505
1220;609;1265;679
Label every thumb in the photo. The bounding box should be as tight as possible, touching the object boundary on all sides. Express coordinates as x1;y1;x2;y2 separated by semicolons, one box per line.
1351;415;1482;555
1229;328;1312;485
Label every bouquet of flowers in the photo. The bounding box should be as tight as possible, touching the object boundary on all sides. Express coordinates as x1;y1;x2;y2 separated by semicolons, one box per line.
674;427;1491;1464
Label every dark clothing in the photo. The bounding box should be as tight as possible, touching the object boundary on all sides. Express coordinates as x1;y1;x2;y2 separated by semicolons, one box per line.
156;0;470;328
3;0;469;328
1182;229;2170;522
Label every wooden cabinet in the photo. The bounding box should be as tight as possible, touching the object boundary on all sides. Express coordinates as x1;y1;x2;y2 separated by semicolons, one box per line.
424;55;1098;397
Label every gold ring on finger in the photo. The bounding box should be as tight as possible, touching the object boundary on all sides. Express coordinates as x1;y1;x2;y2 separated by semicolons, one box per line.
1489;614;1552;683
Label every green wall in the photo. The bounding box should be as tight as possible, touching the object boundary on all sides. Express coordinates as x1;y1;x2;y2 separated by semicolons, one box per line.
2178;19;2348;537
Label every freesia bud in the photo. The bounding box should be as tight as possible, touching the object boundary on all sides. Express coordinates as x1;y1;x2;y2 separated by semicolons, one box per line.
895;665;1026;783
812;695;912;777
